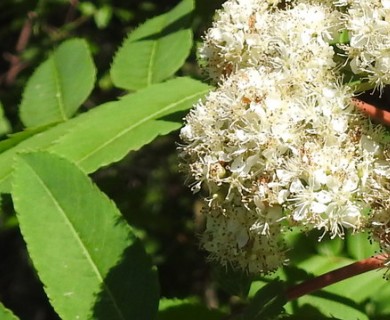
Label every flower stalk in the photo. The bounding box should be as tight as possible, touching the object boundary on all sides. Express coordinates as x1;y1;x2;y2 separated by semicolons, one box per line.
286;254;387;300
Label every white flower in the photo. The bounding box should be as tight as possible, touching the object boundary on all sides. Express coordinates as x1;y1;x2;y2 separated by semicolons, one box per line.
340;0;390;92
199;1;342;83
201;204;286;274
180;0;390;273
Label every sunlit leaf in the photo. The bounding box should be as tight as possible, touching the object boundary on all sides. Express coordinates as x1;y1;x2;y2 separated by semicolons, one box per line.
0;303;19;320
12;152;159;320
290;254;386;319
0;101;11;136
111;0;194;90
0;77;210;193
346;231;380;260
49;77;210;172
20;38;96;127
317;236;343;257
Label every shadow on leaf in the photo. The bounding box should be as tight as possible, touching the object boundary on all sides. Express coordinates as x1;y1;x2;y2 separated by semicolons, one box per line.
92;237;160;320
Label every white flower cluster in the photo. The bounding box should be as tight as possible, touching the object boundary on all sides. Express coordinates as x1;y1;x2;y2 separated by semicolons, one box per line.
180;0;390;273
199;0;342;83
341;0;390;92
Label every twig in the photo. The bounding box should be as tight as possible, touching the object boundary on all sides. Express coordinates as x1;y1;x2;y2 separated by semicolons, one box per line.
65;0;79;24
286;254;387;301
352;98;390;126
1;12;36;86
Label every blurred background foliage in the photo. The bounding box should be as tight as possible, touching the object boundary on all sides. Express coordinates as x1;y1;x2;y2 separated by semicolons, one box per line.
0;1;225;319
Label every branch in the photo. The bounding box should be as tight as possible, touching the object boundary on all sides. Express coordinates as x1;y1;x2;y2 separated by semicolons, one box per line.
1;12;36;86
286;254;387;301
352;98;390;126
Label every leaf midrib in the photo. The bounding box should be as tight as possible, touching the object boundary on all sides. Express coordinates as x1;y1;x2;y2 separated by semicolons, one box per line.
146;13;168;87
75;88;209;166
51;58;67;121
26;163;126;320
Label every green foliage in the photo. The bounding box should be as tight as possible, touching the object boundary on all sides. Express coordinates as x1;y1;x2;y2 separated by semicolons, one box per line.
294;234;388;319
0;2;218;319
370;283;390;315
0;303;19;320
78;2;135;27
247;231;390;320
111;0;194;90
0;102;11;136
0;124;56;153
287;290;368;320
1;1;390;320
20;39;96;127
158;298;227;320
93;5;113;29
0;77;209;193
49;77;210;171
346;231;380;260
316;236;343;257
240;281;287;320
12;152;159;319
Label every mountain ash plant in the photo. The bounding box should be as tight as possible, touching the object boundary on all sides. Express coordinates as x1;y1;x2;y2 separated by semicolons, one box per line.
2;0;390;319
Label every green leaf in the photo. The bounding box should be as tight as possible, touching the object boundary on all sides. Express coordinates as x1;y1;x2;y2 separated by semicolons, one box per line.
369;280;390;314
111;0;194;90
285;292;368;320
158;298;226;320
297;254;353;276
346;231;380;260
240;280;286;320
12;152;159;320
316;236;343;257
301;254;387;305
0;123;57;153
0;119;83;193
285;257;368;319
0;101;11;136
49;77;210;172
20;38;96;127
326;267;387;303
0;303;19;320
79;2;96;16
0;77;210;193
94;5;113;29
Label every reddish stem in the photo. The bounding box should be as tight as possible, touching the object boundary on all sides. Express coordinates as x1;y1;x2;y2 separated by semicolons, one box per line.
1;12;35;86
352;98;390;126
286;254;387;301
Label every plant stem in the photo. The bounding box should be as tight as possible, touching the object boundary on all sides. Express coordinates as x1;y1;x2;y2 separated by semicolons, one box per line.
286;254;387;301
352;98;390;126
